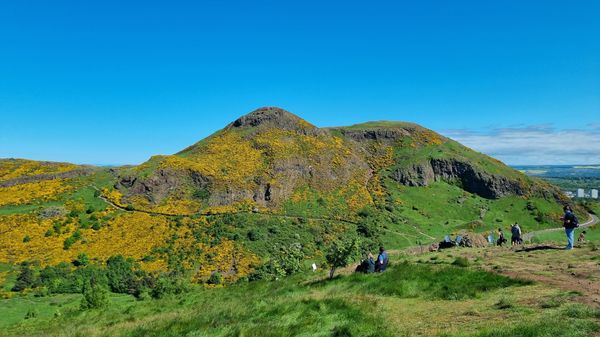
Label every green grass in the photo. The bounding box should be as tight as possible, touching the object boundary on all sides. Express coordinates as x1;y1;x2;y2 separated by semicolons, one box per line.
0;262;536;337
1;258;598;337
312;262;529;300
0;202;63;215
380;180;563;248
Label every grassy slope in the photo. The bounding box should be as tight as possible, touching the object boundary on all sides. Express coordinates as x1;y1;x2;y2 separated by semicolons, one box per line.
380;180;563;248
1;257;598;337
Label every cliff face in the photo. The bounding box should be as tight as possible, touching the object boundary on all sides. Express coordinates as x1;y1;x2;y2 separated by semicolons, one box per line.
391;159;527;199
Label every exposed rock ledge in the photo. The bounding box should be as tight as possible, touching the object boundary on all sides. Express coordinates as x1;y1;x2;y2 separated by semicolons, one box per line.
391;159;527;199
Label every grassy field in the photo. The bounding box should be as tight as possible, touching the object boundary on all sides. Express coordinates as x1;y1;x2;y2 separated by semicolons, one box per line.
1;244;599;337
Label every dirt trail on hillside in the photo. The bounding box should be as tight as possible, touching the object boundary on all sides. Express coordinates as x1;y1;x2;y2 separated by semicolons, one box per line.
523;214;599;241
92;186;360;225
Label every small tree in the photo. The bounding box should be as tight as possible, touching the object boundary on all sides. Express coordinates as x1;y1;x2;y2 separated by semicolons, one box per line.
80;281;109;309
325;237;360;279
73;253;89;267
12;262;35;292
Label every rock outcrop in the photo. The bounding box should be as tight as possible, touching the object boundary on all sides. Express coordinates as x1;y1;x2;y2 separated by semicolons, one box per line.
392;159;527;199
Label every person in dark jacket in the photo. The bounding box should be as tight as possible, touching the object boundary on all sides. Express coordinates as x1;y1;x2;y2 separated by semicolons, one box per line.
375;246;389;272
511;223;522;245
497;228;507;246
561;206;578;250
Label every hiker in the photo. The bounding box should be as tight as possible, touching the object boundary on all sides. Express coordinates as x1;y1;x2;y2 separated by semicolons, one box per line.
355;252;375;273
366;252;375;273
497;228;507;246
511;223;522;245
375;246;389;272
578;230;587;243
561;206;579;250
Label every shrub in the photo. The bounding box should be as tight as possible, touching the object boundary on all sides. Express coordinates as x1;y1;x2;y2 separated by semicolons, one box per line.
73;253;89;267
247;230;261;241
192;189;210;200
208;272;222;285
150;275;190;299
106;255;137;294
22;235;31;243
12;263;34;292
325;237;360;279
63;230;82;250
80;282;109;309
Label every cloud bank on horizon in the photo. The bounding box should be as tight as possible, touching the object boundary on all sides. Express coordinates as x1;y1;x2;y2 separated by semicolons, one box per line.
442;124;600;166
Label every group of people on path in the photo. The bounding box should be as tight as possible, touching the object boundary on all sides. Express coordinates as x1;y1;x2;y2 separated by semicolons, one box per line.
494;223;522;246
495;205;585;250
357;246;389;273
356;206;586;275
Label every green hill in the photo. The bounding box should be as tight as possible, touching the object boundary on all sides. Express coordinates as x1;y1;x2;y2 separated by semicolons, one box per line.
0;107;573;284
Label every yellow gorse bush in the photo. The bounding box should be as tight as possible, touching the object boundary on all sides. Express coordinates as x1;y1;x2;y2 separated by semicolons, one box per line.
0;179;73;207
0;159;78;182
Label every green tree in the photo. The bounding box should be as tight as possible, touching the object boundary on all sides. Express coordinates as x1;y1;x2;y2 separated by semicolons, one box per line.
73;252;89;267
80;281;109;309
325;237;360;279
106;255;136;294
12;262;35;292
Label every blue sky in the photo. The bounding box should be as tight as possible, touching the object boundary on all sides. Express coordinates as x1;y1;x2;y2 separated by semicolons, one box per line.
1;1;598;165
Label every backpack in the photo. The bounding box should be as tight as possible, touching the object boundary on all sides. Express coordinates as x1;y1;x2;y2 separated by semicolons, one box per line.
565;212;579;228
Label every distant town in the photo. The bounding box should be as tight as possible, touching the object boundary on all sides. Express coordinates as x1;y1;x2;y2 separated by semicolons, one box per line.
564;188;599;199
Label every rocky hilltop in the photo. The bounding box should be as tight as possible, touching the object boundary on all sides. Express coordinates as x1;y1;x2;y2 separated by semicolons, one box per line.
114;107;565;216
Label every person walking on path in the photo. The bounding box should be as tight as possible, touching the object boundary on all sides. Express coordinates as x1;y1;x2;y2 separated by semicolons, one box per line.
561;206;579;250
497;228;507;246
511;223;522;245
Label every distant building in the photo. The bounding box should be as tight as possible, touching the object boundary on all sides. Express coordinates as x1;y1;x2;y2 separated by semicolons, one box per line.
577;189;585;198
592;189;599;199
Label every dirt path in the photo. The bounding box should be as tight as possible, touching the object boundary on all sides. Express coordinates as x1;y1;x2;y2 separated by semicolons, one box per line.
92;186;360;225
523;214;599;241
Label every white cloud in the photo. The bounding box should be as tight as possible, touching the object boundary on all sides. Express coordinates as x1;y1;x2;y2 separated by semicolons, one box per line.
441;126;600;165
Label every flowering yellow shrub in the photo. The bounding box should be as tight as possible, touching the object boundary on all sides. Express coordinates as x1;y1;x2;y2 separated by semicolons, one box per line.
202;199;256;215
0;159;78;182
0;214;74;265
193;239;260;283
0;179;73;207
154;198;201;215
163;132;265;189
102;188;125;207
81;212;170;271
